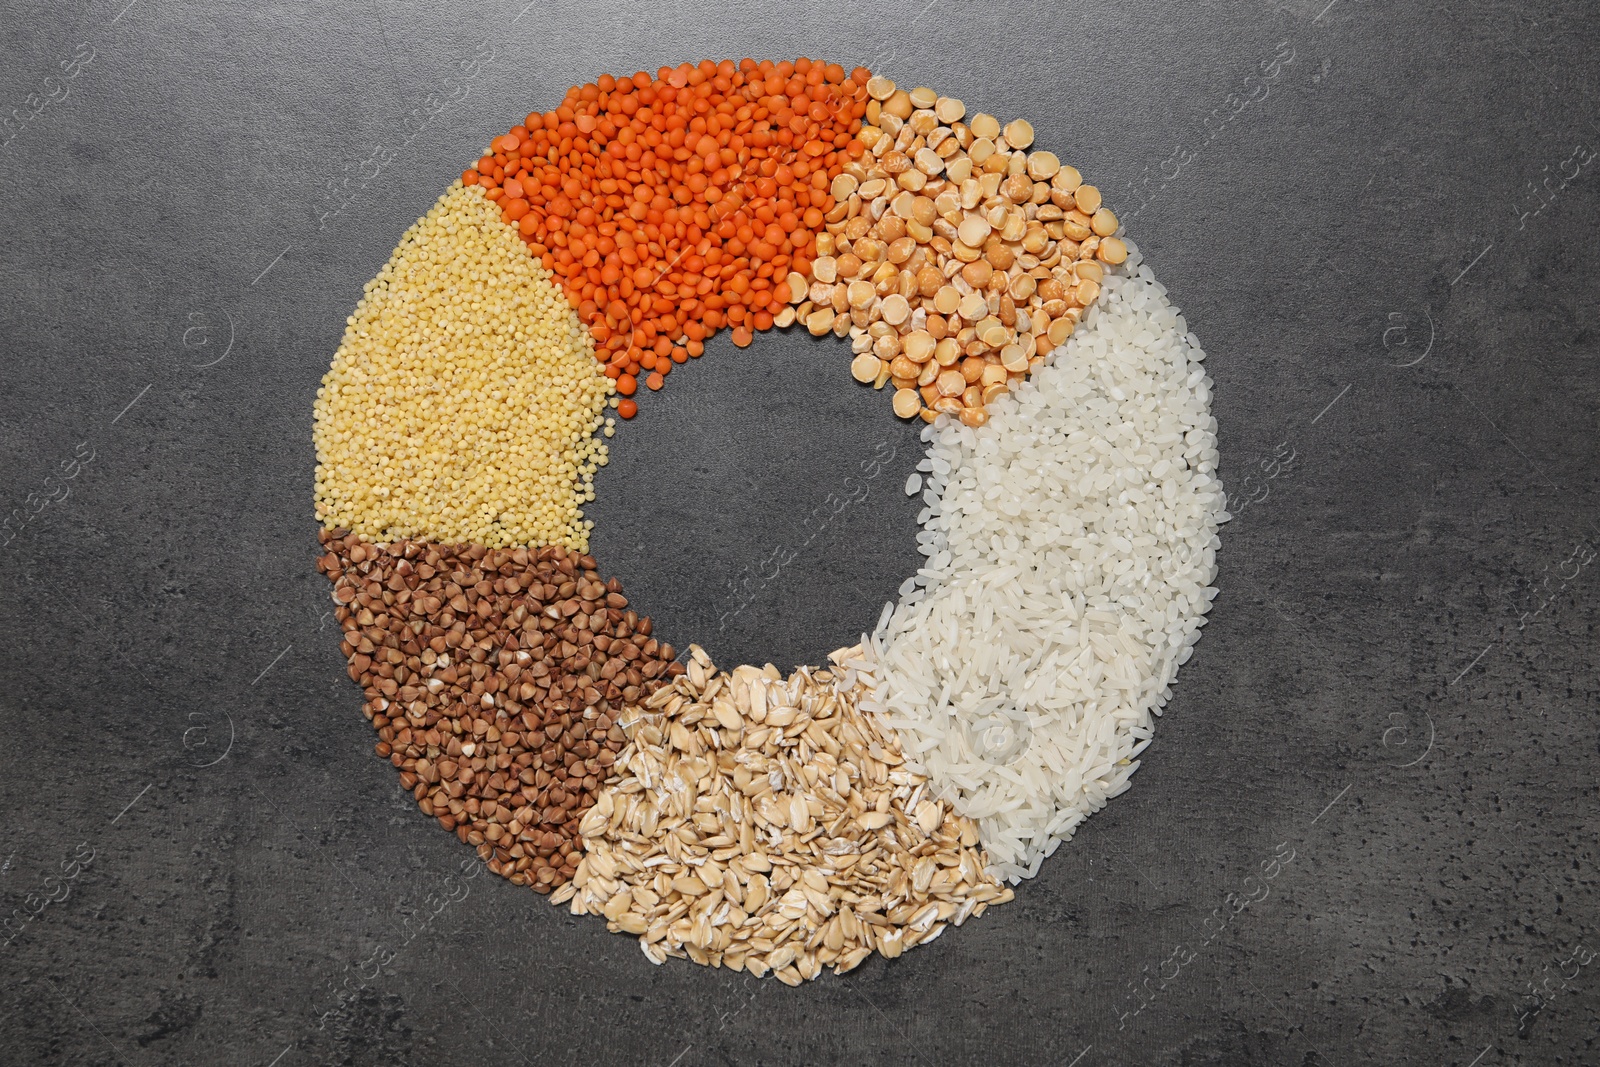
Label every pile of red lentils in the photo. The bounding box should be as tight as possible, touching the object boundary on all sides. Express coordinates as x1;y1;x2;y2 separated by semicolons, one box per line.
463;57;870;416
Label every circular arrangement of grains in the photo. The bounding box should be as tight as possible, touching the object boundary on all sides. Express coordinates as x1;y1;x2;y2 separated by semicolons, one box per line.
313;57;1225;983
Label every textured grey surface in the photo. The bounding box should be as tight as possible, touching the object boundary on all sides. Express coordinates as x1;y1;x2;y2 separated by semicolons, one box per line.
1;1;1598;1064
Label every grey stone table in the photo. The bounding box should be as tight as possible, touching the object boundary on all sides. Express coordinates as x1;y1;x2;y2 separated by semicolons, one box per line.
1;1;1596;1064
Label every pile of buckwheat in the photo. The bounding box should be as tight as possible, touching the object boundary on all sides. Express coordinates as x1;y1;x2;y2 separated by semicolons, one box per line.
319;531;683;891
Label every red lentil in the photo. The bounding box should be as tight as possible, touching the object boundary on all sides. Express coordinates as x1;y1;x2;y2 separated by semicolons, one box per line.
465;58;871;416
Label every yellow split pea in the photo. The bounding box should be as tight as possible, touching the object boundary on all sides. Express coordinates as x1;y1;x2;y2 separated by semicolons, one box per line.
313;182;614;550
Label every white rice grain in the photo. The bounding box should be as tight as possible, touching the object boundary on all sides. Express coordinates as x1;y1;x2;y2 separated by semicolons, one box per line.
865;241;1226;884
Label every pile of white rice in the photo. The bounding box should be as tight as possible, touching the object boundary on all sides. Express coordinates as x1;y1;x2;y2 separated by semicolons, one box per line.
864;241;1226;883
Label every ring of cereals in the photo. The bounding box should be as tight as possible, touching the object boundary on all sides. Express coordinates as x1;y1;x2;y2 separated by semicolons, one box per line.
311;58;1226;982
